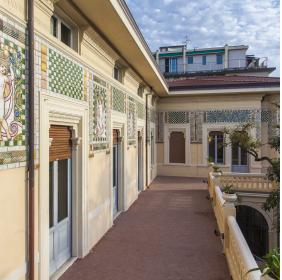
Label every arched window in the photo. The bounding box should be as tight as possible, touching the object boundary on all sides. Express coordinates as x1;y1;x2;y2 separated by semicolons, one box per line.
236;205;269;258
169;131;185;163
208;131;224;164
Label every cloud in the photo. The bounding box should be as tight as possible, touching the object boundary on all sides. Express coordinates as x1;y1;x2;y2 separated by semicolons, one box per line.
126;0;280;76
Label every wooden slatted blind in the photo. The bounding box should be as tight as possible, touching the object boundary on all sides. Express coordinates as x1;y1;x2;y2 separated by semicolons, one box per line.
169;131;185;163
113;129;120;144
49;125;72;162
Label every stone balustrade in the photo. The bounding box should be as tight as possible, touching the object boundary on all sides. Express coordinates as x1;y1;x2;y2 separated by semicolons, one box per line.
220;172;277;193
208;172;262;280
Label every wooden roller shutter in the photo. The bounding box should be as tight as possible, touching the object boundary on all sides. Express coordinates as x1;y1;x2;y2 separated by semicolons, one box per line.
169;131;185;163
49;125;72;162
113;129;120;144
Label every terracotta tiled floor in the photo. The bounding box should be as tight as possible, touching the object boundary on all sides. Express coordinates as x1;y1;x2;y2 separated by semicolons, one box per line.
60;176;230;280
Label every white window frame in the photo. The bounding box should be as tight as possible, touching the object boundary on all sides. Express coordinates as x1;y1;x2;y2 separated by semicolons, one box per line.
208;131;225;165
51;14;74;48
113;65;123;83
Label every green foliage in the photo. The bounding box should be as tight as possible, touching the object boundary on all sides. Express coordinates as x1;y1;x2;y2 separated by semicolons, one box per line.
221;184;235;194
212;165;222;173
248;249;280;280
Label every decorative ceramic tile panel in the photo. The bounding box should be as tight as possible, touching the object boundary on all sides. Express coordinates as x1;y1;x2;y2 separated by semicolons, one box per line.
190;111;204;143
41;44;47;90
89;74;109;150
150;108;156;123
0;15;27;169
112;87;126;113
127;96;136;145
136;101;145;119
48;48;84;100
0;18;25;44
261;110;271;123
156;112;164;143
205;110;253;123
166;111;188;124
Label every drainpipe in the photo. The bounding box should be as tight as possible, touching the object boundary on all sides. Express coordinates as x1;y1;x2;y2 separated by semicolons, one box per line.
156;49;160;65
145;89;153;187
27;0;35;279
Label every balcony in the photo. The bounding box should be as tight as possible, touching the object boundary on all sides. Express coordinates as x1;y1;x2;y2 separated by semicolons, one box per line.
161;57;269;77
59;174;276;280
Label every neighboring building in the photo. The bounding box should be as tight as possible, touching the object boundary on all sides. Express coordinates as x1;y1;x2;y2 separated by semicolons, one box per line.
154;44;275;77
0;1;279;280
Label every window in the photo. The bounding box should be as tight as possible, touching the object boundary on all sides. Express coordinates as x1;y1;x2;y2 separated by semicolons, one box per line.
114;65;123;83
165;58;169;73
208;131;224;164
188;56;193;64
170;58;177;73
216;54;223;64
202;55;207;65
50;15;73;48
138;86;144;98
169;131;185;163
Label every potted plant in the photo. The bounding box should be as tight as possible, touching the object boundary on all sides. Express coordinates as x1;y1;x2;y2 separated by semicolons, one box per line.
212;165;222;172
221;184;237;203
248;249;280;280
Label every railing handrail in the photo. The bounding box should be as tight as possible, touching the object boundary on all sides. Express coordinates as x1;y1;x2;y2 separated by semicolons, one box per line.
222;172;267;177
227;216;261;280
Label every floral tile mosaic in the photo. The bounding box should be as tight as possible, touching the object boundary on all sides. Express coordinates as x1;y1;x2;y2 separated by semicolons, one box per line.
0;15;27;168
89;74;110;150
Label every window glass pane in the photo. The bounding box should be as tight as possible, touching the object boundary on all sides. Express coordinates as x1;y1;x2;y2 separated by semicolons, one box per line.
50;16;57;37
188;56;193;64
170;58;177;72
58;159;69;222
202;56;207;65
208;133;215;162
232;144;239;165
217;54;223;64
49;162;54;228
216;134;224;163
241;148;248;165
61;22;71;47
114;66;122;82
113;146;117;186
165;59;169;73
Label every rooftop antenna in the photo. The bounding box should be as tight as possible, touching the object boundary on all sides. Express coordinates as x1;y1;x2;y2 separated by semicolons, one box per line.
183;35;191;49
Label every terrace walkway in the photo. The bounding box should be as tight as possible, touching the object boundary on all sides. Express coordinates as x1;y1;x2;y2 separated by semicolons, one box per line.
61;176;230;280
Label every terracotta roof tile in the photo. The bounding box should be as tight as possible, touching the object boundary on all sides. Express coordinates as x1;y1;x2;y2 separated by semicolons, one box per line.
168;75;280;90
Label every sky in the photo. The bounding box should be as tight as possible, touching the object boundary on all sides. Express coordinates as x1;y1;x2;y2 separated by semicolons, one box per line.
126;0;280;77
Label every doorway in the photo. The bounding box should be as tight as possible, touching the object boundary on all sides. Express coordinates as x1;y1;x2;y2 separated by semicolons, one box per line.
49;125;72;276
112;129;121;217
236;205;269;258
137;131;143;192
